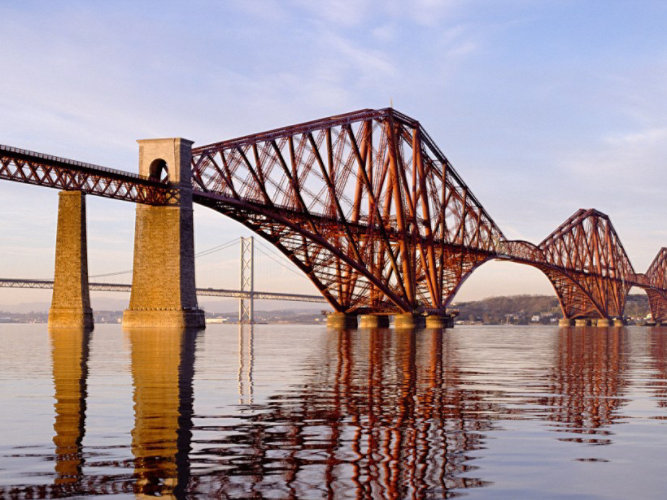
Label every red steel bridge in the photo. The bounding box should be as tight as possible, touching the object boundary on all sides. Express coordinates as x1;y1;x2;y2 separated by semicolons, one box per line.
1;108;666;323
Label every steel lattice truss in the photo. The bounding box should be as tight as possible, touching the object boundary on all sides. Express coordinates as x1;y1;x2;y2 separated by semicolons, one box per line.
0;144;178;205
191;108;503;314
536;209;635;319
499;210;667;321
645;249;667;321
500;210;643;319
1;109;666;319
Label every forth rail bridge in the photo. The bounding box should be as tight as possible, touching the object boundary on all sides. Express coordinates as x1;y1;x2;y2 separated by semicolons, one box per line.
1;108;665;329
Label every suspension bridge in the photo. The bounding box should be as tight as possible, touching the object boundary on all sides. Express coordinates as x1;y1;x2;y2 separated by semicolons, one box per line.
0;235;326;323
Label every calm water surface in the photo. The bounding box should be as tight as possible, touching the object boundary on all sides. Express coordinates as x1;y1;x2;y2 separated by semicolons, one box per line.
1;324;667;498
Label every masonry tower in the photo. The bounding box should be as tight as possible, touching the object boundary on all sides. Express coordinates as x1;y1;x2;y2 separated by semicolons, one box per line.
122;138;205;329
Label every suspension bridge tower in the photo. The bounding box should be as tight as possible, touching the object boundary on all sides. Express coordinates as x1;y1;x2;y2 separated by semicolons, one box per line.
239;236;254;324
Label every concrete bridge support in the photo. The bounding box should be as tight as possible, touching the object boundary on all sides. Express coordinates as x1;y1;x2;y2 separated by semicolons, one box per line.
326;313;358;329
394;313;426;329
122;138;205;329
358;314;390;328
48;191;94;330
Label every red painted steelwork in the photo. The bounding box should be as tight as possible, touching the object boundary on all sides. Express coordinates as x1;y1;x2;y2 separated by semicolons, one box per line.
1;109;665;320
191;108;503;314
535;209;634;319
645;249;667;321
0;144;178;205
191;109;665;319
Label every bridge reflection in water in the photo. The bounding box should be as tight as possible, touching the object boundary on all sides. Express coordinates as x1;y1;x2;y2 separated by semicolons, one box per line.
199;328;494;498
540;327;630;443
126;328;196;497
35;325;667;497
50;328;90;488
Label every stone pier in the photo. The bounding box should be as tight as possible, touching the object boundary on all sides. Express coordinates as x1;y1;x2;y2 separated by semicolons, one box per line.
394;313;426;329
122;138;205;329
358;314;390;328
425;314;454;329
48;191;94;330
326;313;358;329
558;318;573;327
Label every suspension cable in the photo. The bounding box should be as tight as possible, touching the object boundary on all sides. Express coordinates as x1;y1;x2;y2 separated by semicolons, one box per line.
254;240;305;279
90;237;240;278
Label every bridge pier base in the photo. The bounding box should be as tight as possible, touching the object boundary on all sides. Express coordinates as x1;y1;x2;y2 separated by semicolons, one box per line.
558;318;573;327
122;138;205;330
574;318;590;327
596;318;611;327
358;314;389;328
394;313;425;329
613;318;625;327
326;313;358;329
48;191;94;330
425;314;454;328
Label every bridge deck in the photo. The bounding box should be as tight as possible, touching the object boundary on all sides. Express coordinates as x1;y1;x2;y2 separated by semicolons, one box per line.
0;278;325;303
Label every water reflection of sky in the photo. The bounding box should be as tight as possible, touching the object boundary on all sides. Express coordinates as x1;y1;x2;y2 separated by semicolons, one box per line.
0;324;667;498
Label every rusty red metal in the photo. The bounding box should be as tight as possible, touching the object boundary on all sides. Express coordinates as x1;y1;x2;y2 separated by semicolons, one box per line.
536;209;635;319
0;144;178;205
1;109;665;320
191;109;665;319
645;249;667;322
191;108;503;314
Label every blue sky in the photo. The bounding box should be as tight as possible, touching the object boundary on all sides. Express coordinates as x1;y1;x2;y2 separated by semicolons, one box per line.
1;0;666;309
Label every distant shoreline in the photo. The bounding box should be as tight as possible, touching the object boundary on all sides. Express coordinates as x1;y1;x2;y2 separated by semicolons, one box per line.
0;293;652;326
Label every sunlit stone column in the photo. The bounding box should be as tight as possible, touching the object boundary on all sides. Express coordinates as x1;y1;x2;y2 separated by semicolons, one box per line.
326;312;358;329
394;313;426;329
48;191;94;330
425;314;454;329
358;314;390;328
122;138;205;329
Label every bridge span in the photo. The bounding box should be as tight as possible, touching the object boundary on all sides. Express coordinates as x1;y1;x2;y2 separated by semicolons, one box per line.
1;108;665;329
0;278;325;303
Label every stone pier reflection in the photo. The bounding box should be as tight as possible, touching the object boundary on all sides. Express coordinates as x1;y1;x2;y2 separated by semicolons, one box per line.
126;327;198;497
50;328;91;488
